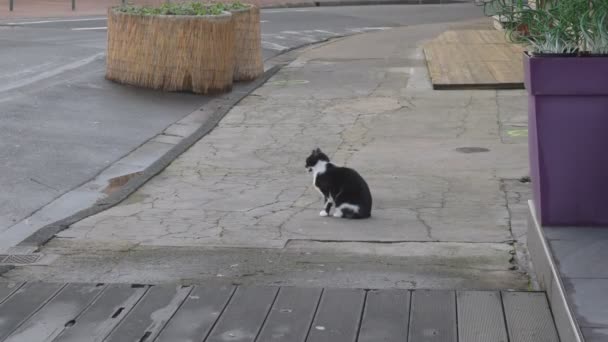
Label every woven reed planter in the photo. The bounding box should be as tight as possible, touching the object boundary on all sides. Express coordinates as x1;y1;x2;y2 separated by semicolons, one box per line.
231;5;263;82
106;9;235;94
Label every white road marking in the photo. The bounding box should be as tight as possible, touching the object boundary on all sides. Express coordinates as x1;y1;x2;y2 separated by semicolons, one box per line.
293;35;317;42
280;31;317;42
0;52;105;94
71;27;107;31
360;26;391;30
262;41;289;51
348;27;391;33
0;61;54;79
314;29;338;35
262;26;391;52
262;33;288;39
6;17;106;25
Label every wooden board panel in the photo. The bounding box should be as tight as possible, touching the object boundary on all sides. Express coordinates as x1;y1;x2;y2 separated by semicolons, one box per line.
408;290;457;342
306;288;366;342
155;284;235;342
256;287;323;342
358;289;410;342
105;284;192;342
0;282;64;341
423;30;525;90
502;291;560;342
4;283;105;342
457;291;508;342
206;286;279;342
53;284;149;342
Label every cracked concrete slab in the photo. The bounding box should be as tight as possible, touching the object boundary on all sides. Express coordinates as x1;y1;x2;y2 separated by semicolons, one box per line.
4;20;532;289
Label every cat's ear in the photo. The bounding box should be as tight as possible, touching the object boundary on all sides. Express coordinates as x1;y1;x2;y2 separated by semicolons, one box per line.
315;147;322;154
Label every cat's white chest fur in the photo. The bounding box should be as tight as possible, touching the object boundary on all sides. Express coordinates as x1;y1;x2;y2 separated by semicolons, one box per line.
311;161;328;196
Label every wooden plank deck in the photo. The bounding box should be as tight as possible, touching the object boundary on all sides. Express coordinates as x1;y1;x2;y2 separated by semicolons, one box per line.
457;291;509;342
423;30;525;90
0;282;560;342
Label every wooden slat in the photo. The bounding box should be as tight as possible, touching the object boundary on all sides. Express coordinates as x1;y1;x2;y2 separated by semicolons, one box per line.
53;284;149;342
4;283;105;342
408;290;457;342
105;284;192;342
256;287;323;342
0;282;65;341
502;292;560;342
155;284;235;342
206;286;279;342
457;291;508;342
0;283;23;304
306;288;366;342
358;289;410;342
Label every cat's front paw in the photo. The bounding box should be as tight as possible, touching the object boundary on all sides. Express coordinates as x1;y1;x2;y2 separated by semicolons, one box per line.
319;210;328;217
332;211;343;218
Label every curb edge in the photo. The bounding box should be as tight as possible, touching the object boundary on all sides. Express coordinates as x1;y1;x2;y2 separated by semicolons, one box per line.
18;65;282;248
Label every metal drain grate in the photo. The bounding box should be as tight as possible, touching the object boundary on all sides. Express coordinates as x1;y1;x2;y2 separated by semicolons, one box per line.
0;254;42;265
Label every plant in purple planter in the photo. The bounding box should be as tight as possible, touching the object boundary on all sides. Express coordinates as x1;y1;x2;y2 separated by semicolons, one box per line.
482;0;608;226
580;4;608;55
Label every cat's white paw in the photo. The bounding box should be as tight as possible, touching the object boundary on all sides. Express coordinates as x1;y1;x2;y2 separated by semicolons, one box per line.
319;210;328;217
332;211;343;218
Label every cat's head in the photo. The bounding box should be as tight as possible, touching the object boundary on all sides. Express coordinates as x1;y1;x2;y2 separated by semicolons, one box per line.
305;148;330;172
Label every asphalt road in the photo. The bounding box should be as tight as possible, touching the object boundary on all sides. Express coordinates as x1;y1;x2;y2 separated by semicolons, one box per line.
0;4;483;237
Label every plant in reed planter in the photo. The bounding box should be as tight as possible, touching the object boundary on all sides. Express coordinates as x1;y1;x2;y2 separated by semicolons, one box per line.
484;0;608;226
106;2;238;94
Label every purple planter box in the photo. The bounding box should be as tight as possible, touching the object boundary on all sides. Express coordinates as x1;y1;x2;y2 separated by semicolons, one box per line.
524;53;608;226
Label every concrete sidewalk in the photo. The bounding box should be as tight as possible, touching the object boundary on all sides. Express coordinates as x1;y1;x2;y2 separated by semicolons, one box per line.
0;0;472;20
3;19;533;289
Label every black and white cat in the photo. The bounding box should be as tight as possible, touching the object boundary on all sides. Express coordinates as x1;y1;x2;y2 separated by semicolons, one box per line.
305;148;372;219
